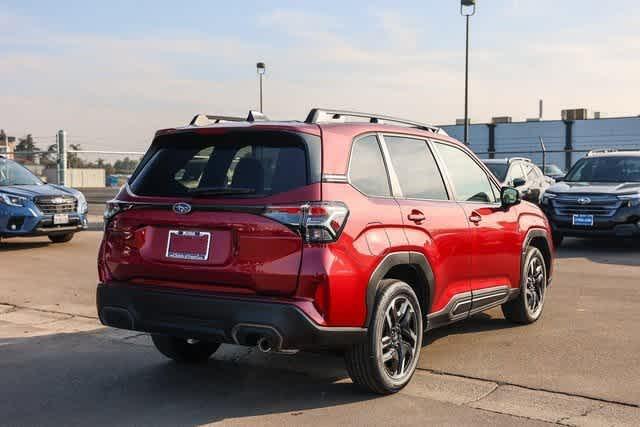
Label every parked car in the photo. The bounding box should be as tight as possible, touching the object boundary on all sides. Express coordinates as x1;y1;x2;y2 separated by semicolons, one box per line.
97;109;554;394
538;163;566;181
0;156;88;243
541;149;640;247
482;158;552;204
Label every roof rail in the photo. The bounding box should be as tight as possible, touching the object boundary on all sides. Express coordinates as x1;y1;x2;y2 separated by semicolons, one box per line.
189;110;269;126
587;148;640;156
587;148;618;156
508;157;532;163
304;108;446;135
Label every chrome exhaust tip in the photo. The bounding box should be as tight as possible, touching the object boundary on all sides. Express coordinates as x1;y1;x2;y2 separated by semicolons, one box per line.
257;337;272;353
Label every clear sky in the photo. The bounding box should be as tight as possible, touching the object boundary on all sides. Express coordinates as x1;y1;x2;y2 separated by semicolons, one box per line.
1;0;639;152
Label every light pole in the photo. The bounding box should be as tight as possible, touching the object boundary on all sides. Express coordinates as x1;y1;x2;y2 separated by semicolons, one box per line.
461;0;476;146
256;62;266;113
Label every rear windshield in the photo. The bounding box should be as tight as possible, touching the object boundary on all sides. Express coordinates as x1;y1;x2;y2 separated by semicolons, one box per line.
130;131;320;198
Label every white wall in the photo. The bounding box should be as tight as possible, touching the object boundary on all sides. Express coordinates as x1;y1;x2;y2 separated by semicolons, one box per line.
44;168;105;188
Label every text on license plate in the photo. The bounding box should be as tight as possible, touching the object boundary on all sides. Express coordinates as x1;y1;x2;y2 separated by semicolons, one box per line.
53;214;69;225
166;230;211;261
572;214;594;227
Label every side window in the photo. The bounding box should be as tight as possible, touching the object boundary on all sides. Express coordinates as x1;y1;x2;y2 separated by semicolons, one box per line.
384;136;448;200
435;142;497;203
525;163;539;180
508;163;526;182
349;135;391;197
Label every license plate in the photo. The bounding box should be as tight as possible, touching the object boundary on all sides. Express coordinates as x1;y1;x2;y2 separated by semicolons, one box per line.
572;214;594;227
166;230;211;261
53;214;69;225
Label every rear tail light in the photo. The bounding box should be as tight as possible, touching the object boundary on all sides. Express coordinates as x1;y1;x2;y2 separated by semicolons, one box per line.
263;202;349;243
104;201;134;230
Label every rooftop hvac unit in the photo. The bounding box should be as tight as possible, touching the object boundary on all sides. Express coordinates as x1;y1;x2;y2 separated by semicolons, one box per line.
492;116;513;124
562;108;588;121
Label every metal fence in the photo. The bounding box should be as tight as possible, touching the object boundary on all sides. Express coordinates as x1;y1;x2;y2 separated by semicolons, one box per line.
5;129;640;188
2;130;145;188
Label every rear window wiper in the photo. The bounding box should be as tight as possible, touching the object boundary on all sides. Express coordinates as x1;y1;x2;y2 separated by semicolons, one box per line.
188;187;256;196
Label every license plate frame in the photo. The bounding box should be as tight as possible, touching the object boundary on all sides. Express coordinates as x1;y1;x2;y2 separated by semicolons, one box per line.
166;230;211;261
53;214;70;225
572;214;594;227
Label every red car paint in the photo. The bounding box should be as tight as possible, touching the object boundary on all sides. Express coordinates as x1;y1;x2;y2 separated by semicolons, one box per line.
98;120;553;330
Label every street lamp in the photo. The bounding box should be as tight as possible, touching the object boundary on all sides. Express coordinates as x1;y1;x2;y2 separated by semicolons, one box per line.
256;62;266;113
460;0;476;146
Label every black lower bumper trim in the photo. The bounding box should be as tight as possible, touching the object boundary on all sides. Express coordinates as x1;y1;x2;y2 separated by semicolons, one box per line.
97;283;367;350
552;224;640;238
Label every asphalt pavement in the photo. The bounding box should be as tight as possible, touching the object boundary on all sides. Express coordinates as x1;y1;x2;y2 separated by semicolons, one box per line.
1;231;639;425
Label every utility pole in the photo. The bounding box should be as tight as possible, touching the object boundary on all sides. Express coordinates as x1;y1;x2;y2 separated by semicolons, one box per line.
461;1;477;146
57;130;67;186
256;62;266;113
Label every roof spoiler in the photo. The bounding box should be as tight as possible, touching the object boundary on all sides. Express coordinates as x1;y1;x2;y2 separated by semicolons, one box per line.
189;110;269;126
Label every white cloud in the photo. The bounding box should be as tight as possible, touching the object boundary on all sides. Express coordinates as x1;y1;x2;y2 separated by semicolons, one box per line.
1;6;639;152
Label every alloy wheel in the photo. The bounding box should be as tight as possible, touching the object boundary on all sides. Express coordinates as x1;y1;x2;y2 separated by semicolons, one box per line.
380;295;419;379
525;254;546;318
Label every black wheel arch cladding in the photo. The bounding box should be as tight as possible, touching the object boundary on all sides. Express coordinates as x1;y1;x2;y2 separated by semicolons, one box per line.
365;252;434;325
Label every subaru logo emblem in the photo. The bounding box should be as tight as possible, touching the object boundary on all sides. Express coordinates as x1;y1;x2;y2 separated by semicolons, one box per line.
173;203;192;215
577;197;591;205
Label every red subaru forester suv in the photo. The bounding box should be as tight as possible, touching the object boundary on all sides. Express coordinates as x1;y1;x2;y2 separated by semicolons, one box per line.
97;109;554;394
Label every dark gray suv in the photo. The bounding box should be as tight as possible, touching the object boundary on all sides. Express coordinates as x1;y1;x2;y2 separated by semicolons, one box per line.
541;150;640;247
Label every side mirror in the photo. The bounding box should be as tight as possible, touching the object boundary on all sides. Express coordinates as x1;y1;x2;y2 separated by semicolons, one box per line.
513;178;526;187
501;187;520;208
555;176;565;182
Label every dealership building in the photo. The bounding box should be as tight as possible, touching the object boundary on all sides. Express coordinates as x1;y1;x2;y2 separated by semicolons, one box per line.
441;111;640;171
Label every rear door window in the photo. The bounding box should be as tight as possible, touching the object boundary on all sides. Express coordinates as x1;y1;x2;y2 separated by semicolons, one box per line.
349;135;391;197
130;131;319;197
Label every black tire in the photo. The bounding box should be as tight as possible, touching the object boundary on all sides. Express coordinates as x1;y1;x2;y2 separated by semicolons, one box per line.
151;335;221;363
344;279;423;395
48;233;74;243
552;232;563;248
502;247;547;324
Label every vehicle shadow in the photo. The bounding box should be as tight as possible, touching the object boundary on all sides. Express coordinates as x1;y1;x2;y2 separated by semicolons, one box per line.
0;239;50;251
422;311;518;347
0;330;377;426
557;237;640;267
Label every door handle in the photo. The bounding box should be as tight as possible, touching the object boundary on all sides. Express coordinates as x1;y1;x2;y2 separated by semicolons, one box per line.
469;211;482;224
407;210;426;224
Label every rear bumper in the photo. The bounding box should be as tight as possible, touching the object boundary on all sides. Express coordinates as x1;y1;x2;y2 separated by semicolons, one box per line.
97;282;367;351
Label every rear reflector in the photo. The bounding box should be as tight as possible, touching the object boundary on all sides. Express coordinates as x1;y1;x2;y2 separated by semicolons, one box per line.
263;202;349;243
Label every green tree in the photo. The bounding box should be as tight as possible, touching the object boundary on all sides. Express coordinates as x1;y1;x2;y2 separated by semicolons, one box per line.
67;143;85;168
15;134;39;162
113;157;139;174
